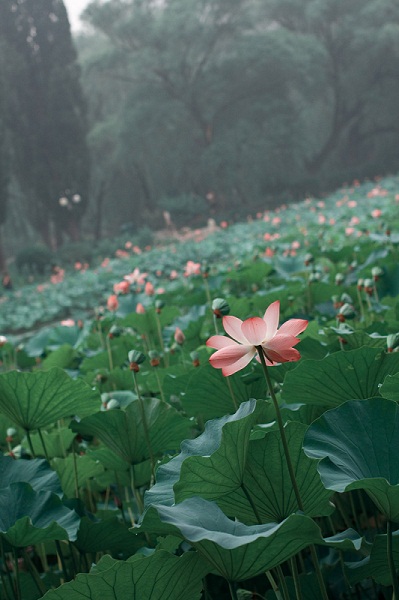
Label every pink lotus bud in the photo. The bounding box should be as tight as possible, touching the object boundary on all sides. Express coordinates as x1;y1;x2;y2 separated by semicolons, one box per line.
174;327;185;345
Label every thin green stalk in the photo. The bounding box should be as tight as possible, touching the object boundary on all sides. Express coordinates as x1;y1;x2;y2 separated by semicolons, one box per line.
265;571;284;600
203;276;212;307
12;548;20;600
25;430;36;458
387;520;399;599
290;556;303;600
72;443;80;499
275;565;290;600
212;314;219;335
22;549;47;596
356;287;365;322
132;371;156;479
0;538;14;600
228;581;239;600
106;335;114;371
226;377;238;411
257;347;329;600
38;428;50;462
55;540;69;582
154;312;166;362
0;569;12;600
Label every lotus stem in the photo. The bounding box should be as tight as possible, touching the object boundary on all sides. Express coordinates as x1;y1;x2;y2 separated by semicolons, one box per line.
387;520;399;599
290;556;303;600
257;347;329;600
25;429;36;458
228;581;239;600
38;428;50;462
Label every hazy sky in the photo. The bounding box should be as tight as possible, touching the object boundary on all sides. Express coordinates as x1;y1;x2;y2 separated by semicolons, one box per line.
63;0;91;31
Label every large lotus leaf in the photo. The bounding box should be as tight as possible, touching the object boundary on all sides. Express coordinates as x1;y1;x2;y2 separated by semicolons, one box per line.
346;530;399;586
136;497;362;582
42;550;208;600
144;400;266;508
380;372;399;401
281;348;399;408
174;399;269;512
162;362;267;421
52;455;105;498
0;368;100;431
75;513;144;555
28;427;76;459
0;454;62;495
304;398;399;522
0;482;80;546
71;397;192;465
175;421;333;523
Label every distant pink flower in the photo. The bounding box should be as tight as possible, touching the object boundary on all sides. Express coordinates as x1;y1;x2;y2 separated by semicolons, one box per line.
174;327;185;345
348;200;357;208
113;281;130;295
264;233;272;241
145;281;155;295
136;303;146;314
115;249;129;258
265;247;274;257
291;241;300;249
75;261;82;270
345;227;355;236
156;287;165;295
107;294;119;311
101;258;110;268
184;260;201;277
124;268;147;285
350;216;360;225
318;215;326;224
329;218;335;225
371;208;382;218
206;301;308;376
133;246;142;254
220;221;228;228
125;241;132;249
170;270;179;280
272;217;281;226
60;319;75;327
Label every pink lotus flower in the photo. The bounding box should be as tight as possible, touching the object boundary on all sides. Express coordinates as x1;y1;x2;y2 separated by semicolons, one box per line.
107;294;119;311
184;261;201;277
136;302;146;314
206;301;308;376
145;281;155;295
124;268;147;285
371;208;382;218
60;319;75;327
113;281;130;295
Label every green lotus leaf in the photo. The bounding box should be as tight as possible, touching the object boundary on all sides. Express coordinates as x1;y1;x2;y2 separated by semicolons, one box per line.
52;455;105;498
175;421;333;523
380;372;399;401
0;482;80;546
71;397;192;465
346;530;399;586
136;497;362;582
0;453;62;495
304;398;399;522
42;550;208;599
282;348;399;409
144;399;265;508
0;368;100;431
41;345;78;370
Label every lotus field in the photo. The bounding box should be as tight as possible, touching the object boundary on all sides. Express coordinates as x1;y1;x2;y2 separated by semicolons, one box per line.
2;176;399;599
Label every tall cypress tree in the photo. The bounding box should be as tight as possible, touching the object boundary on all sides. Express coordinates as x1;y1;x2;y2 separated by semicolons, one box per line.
0;0;90;248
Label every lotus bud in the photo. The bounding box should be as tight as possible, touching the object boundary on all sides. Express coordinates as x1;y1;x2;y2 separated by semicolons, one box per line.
108;325;122;339
212;298;230;318
128;349;146;372
155;299;165;314
106;398;120;410
0;335;7;347
371;266;383;281
363;278;374;296
149;350;161;367
174;327;185;345
335;273;345;285
349;261;357;271
357;278;364;290
387;333;399;353
190;350;200;367
337;303;356;322
304;253;314;266
332;295;342;309
136;303;146;314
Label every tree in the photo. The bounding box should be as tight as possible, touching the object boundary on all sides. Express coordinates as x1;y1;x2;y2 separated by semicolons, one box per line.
0;0;90;248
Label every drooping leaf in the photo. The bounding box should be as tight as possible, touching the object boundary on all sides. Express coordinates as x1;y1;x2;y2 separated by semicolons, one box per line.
0;482;80;546
136;497;362;582
304;398;399;522
0;453;62;495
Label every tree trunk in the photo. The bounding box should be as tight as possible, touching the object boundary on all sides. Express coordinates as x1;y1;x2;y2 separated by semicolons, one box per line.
0;227;6;274
93;180;105;242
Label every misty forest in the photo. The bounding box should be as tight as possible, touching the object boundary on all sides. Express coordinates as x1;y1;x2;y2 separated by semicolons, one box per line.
1;1;399;599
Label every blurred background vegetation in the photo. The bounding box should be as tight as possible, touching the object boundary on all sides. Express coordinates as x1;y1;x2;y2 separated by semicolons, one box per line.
0;0;399;273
